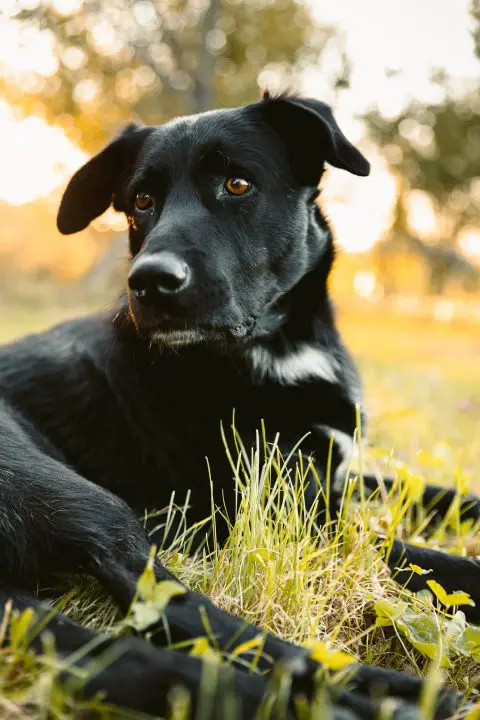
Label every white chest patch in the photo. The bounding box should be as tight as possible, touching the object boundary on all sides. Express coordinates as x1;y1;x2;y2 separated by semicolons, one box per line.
247;343;337;386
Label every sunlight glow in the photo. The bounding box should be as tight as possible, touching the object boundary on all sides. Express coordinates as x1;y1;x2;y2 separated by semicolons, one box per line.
433;299;456;322
459;230;480;259
0;101;86;205
406;190;438;239
322;152;397;253
0;0;478;259
354;271;377;298
0;22;58;77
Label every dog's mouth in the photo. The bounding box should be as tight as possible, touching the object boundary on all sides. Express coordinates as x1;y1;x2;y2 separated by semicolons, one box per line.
136;316;257;348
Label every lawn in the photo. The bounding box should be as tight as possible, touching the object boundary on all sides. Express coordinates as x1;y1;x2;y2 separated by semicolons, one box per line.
0;302;479;718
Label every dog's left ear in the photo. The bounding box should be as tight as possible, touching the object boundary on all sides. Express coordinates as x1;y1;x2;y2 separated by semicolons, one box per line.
256;93;370;183
57;123;152;235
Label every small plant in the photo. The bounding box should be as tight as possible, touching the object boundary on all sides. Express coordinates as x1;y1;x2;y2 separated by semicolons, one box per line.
1;351;479;717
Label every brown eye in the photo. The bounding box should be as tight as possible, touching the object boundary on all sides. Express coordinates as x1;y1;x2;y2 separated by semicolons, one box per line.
224;177;251;196
135;192;153;210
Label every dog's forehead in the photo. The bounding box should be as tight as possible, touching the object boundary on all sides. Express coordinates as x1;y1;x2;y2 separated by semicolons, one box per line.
139;106;282;167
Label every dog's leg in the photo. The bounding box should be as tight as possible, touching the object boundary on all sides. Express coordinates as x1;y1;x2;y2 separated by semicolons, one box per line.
1;587;457;720
361;473;480;525
148;556;460;718
0;587;275;719
379;538;480;624
0;412;461;717
0;404;158;612
0;411;297;713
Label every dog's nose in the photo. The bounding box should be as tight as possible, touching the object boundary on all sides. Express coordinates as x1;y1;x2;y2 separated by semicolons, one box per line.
128;253;191;302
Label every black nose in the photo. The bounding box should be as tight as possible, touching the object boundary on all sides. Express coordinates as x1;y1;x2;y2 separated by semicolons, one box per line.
128;252;191;302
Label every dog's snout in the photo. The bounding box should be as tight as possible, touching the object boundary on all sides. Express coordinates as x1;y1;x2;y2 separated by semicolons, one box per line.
128;252;191;302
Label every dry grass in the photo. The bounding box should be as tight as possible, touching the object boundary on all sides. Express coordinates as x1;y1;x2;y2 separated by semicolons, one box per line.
0;303;479;717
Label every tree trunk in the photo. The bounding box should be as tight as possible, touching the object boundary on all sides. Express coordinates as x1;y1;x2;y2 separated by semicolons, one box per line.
190;0;220;113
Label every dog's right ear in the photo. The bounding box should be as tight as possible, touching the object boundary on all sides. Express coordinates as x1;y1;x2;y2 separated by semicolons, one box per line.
254;93;370;184
57;123;152;235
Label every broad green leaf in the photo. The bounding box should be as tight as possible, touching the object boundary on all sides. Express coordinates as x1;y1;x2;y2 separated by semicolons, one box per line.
153;580;186;610
397;611;449;667
416;589;435;604
444;611;467;648
464;626;480;662
189;637;221;664
137;559;157;602
305;640;355;669
129;600;163;632
444;591;475;607
129;580;186;632
378;593;479;667
409;563;432;576
426;580;475;608
374;599;408;628
374;599;453;667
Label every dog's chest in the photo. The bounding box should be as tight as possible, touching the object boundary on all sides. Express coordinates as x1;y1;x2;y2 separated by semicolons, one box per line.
106;354;313;512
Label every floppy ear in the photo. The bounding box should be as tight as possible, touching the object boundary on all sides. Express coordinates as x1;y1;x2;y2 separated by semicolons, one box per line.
57;123;152;235
256;93;370;183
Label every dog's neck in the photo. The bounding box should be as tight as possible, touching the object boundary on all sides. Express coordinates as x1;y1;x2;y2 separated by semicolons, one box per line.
244;228;341;386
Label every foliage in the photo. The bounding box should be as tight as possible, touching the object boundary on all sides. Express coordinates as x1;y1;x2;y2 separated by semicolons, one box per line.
362;2;480;294
375;596;477;668
124;547;187;633
473;0;480;58
365;92;480;236
0;0;333;150
0;308;479;716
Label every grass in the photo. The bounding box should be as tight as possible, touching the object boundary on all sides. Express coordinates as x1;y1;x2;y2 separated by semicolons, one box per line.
0;303;479;718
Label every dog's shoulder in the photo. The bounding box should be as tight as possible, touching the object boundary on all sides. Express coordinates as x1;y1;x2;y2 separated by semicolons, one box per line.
0;312;116;401
0;312;133;469
1;311;112;359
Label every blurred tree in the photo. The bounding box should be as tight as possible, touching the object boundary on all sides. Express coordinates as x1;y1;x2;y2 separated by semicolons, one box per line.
0;0;342;294
365;3;480;295
473;0;480;57
368;91;480;295
0;0;334;151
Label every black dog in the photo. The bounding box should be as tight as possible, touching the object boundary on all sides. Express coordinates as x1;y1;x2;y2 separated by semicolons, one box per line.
0;93;479;718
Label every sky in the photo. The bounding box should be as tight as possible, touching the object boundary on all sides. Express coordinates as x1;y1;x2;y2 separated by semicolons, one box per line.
309;0;478;111
0;0;478;253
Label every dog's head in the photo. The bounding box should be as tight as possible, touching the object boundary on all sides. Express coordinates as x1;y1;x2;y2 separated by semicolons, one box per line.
58;94;369;347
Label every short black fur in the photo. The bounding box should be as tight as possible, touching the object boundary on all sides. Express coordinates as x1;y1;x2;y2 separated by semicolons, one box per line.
0;94;478;718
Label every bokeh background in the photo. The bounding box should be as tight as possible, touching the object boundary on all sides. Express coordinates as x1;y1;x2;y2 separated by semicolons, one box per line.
0;0;479;483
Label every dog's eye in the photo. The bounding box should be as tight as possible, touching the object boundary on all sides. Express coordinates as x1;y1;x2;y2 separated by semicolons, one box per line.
135;192;153;211
224;177;251;196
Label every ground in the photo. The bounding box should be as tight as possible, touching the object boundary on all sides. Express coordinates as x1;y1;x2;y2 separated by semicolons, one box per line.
0;302;479;718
